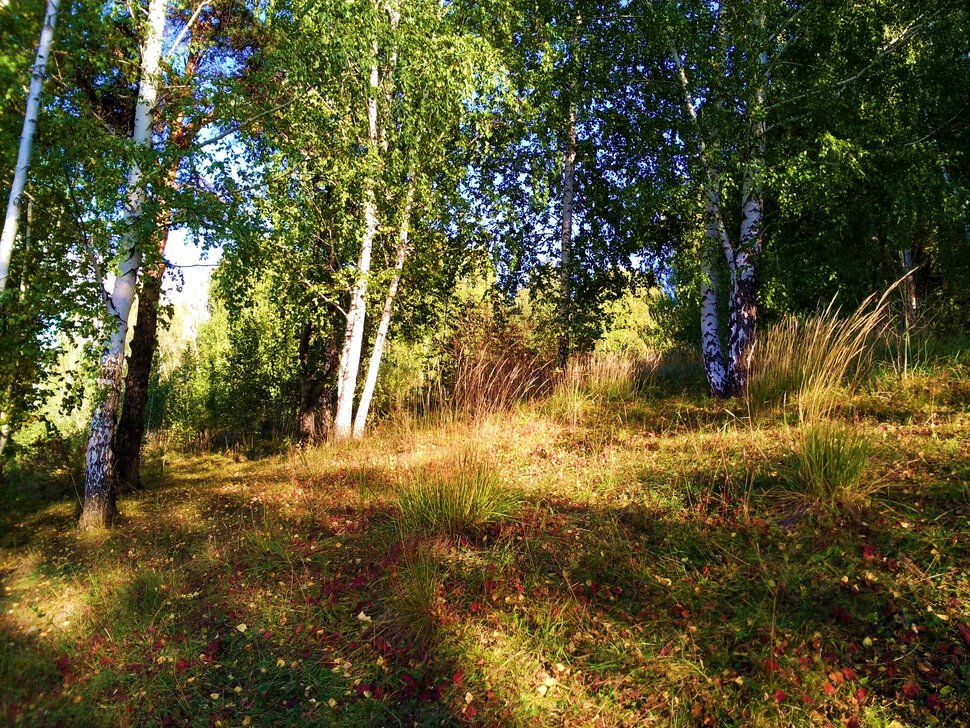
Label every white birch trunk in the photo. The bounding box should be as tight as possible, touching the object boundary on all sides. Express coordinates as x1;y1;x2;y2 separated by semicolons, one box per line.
79;0;165;530
0;0;58;296
333;53;380;439
727;21;768;397
700;193;729;398
352;176;415;438
667;37;736;397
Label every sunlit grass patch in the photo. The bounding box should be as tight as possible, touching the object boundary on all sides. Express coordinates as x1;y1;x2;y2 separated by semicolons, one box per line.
778;419;876;519
387;546;444;647
747;292;891;420
396;450;520;538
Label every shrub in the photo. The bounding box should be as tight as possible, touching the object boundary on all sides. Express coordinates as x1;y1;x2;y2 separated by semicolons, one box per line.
396;451;519;538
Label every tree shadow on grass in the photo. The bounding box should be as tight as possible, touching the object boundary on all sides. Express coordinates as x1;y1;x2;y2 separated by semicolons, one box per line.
1;448;967;726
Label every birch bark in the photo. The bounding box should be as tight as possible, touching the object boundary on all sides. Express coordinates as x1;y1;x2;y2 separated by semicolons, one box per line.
726;11;767;397
352;173;415;437
80;0;166;529
0;0;59;296
667;38;733;397
333;49;380;438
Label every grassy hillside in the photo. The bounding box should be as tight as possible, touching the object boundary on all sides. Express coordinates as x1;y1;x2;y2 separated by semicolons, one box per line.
1;358;968;726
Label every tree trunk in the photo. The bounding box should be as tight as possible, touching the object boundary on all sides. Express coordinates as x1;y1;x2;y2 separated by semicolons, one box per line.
557;102;577;369
334;52;380;439
666;31;738;397
298;321;339;442
0;0;58;296
80;0;165;530
114;252;166;493
298;321;316;442
727;126;765;397
700;197;729;398
352;175;415;438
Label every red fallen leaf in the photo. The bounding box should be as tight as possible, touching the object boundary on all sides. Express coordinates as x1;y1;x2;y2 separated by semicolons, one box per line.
823;682;835;696
773;689;787;702
861;544;877;560
902;681;920;699
842;667;857;681
463;704;477;718
175;659;191;673
956;622;970;648
926;694;941;710
701;564;711;577
453;670;464;686
797;656;811;669
204;638;223;657
855;687;868;702
469;601;482;614
801;693;813;705
829;670;845;685
764;657;780;673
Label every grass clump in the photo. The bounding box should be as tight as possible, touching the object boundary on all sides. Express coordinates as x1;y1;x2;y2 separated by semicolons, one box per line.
389;548;444;646
780;419;874;518
396;450;520;538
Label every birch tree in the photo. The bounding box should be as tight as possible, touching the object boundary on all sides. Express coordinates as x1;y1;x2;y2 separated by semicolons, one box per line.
0;0;58;296
80;0;166;529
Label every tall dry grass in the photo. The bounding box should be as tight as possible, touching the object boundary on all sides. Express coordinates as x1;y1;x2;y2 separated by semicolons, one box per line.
747;290;893;421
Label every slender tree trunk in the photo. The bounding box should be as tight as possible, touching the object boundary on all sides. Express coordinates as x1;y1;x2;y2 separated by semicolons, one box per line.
80;0;165;530
113;234;167;493
666;32;739;397
0;0;58;296
334;52;380;439
352;175;415;438
726;149;764;397
557;102;577;369
700;196;729;398
298;321;317;442
726;20;767;398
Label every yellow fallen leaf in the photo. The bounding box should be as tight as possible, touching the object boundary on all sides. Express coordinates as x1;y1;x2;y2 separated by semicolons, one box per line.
236;623;248;633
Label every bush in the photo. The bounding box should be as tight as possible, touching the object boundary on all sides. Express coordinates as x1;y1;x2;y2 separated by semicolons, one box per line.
396;451;520;538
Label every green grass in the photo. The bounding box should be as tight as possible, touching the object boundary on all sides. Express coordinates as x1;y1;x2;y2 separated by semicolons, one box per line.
1;351;968;727
780;419;874;519
395;450;521;538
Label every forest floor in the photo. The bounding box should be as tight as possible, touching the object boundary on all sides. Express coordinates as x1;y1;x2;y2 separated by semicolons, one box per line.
1;364;968;727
